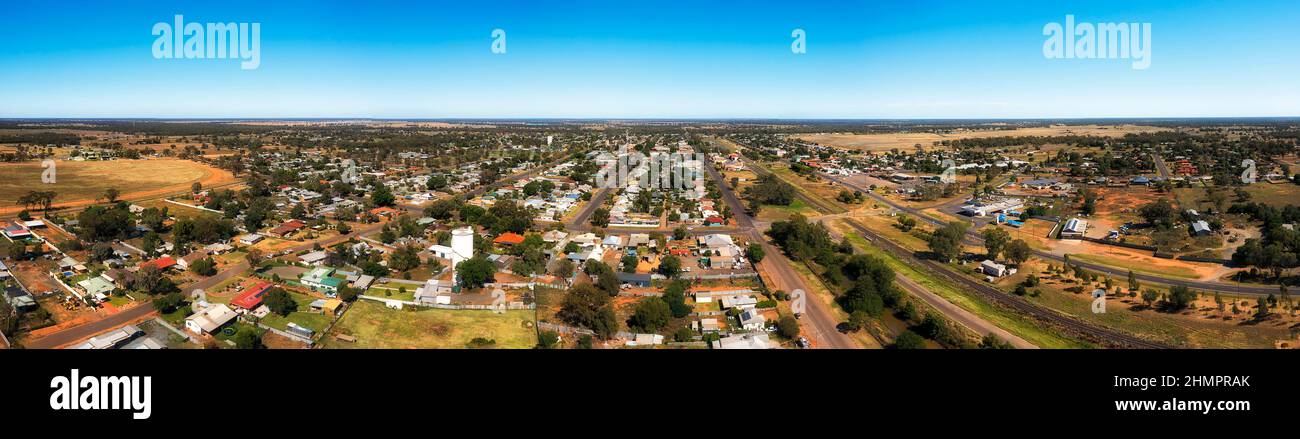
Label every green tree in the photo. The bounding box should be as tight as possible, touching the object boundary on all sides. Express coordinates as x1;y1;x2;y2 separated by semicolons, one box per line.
893;331;925;349
981;227;1011;260
558;283;618;338
777;315;800;339
658;255;682;278
745;243;765;263
233;326;264;349
630;297;671;332
927;221;969;262
456;257;497;290
264;289;297;316
370;184;396;207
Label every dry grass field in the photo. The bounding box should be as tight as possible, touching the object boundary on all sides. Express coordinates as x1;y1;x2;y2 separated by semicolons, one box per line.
0;158;237;216
795;125;1170;152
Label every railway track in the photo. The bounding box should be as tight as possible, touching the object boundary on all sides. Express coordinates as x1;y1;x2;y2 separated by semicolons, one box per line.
726;148;1168;348
838;218;1170;349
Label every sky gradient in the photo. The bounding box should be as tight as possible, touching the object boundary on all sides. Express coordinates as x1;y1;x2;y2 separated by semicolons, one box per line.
1;0;1298;119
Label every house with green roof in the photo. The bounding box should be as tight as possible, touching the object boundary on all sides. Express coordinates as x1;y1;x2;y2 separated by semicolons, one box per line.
301;267;343;294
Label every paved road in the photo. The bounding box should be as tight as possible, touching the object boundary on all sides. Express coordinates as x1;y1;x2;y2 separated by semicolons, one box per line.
1152;153;1171;180
702;160;858;349
820;172;1280;297
566;187;611;231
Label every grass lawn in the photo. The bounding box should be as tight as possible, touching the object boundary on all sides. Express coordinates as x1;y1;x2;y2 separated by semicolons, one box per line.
322;300;537;349
1241;183;1300;208
258;291;333;333
365;284;417;301
755;199;818;222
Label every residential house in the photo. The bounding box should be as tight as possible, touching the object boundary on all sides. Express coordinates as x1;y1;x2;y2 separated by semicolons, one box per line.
184;303;238;335
980;260;1008;277
739;309;767;331
301;267;343;294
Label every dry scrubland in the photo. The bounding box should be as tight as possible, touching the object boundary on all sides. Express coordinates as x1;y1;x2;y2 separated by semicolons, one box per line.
796;125;1170;152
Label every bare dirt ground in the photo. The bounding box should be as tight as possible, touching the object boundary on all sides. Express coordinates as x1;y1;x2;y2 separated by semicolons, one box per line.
796;125;1170;152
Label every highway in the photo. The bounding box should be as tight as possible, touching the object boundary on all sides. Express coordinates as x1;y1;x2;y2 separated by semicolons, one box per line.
819;172;1280;297
701;160;858;349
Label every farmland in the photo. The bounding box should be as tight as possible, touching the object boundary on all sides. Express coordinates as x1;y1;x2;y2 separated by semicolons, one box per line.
795;125;1170;152
0;158;237;216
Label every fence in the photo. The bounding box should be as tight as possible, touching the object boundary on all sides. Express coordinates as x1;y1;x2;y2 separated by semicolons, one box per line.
537;321;594;336
1080;236;1158;252
357;295;536;310
1176;255;1232;264
680;272;759;280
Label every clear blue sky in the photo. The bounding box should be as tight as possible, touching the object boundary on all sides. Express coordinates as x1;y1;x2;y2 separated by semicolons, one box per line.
2;0;1297;118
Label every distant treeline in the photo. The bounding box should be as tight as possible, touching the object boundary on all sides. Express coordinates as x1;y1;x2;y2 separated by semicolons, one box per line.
0;132;80;145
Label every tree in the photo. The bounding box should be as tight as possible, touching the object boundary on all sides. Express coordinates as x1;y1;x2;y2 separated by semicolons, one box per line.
244;248;264;267
777;315;800;339
1141;289;1159;308
388;245;422;272
927;221;969;262
1167;285;1197;310
233;326;264;349
620;254;639;273
896;214;917;232
559;283;618;338
1004;239;1031;266
336;284;358;302
662;281;692;318
1138;198;1177;228
151;292;186;313
590;207;610;228
658;255;682;278
191;182;202;193
981;227;1011;260
370;184;396;207
264;288;297;316
456;257;497;290
673;226;688;241
7;240;27;260
554;258;576;281
536;331;559;349
102;187;120;203
1254;296;1271;320
336;221;351;234
892;331;925;349
189;257;217;276
1127;270;1140;292
745;243;765;263
979;333;1014;349
630;297;671;332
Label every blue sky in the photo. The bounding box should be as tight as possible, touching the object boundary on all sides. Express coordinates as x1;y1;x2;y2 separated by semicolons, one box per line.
1;0;1297;118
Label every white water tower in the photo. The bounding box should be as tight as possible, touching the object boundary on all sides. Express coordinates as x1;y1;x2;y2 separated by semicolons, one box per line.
449;226;475;282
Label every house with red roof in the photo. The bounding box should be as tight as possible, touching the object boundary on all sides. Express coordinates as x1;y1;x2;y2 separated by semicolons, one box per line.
142;256;176;271
231;281;274;310
704;216;725;226
369;207;400;219
493;232;525;246
269;219;307;238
